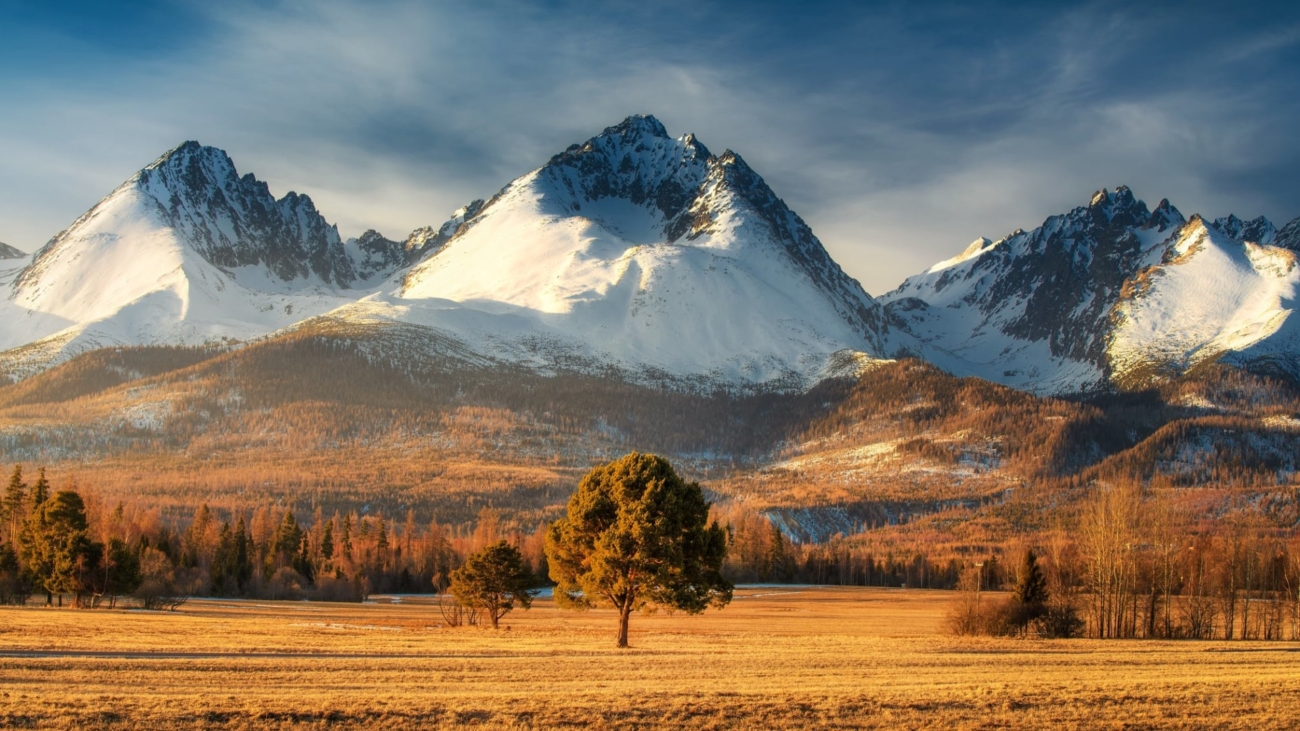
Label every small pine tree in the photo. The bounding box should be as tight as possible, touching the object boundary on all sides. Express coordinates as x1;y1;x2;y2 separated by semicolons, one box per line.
210;523;237;596
1011;548;1049;634
294;533;314;582
104;537;143;607
233;517;253;591
375;520;390;569
340;514;354;562
0;541;30;605
319;519;335;563
273;512;302;564
29;468;49;508
1014;548;1048;605
449;540;537;629
2;466;26;542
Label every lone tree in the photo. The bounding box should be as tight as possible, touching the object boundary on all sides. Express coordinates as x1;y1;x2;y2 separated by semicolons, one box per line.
545;452;732;647
448;540;537;629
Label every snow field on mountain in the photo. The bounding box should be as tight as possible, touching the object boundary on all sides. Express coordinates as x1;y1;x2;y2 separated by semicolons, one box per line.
0;181;359;375
5;120;1300;394
389;162;877;384
1110;221;1300;378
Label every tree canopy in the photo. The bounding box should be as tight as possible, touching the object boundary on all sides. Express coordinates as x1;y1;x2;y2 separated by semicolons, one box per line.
449;540;536;629
18;490;101;606
545;452;731;647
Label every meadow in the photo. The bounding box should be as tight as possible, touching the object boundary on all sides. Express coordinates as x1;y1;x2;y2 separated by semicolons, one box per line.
1;587;1297;729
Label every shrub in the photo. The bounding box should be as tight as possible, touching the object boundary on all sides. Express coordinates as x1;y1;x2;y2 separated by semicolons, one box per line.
266;567;305;601
1034;603;1084;638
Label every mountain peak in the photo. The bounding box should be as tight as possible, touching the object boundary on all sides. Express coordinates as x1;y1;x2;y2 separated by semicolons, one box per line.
396;115;895;385
1210;214;1276;244
538;115;713;224
1087;186;1146;221
0;242;25;259
1144;198;1185;231
603;114;669;139
1275;215;1300;251
15;140;366;292
143;140;237;179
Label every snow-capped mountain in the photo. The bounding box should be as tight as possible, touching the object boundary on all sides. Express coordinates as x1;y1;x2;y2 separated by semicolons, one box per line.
1109;215;1300;382
885;186;1300;392
321;115;898;387
0;142;401;379
6;118;1298;395
1;116;897;388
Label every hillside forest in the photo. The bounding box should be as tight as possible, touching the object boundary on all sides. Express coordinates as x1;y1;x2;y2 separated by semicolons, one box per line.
1;339;1299;640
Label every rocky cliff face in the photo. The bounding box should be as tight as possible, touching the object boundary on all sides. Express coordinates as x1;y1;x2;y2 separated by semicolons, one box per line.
124;141;359;285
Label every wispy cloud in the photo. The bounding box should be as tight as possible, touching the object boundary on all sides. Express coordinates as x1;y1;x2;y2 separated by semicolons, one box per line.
0;0;1297;294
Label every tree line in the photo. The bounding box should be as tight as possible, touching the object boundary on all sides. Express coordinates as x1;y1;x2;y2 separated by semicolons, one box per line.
0;463;552;607
948;483;1300;640
0;462;981;610
4;458;1297;644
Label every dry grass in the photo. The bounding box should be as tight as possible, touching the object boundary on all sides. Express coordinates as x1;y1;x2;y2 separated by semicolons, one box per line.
1;587;1297;729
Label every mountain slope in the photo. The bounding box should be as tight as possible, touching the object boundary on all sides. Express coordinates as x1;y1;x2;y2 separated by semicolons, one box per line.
2;117;904;391
1110;216;1300;383
321;115;901;389
0;143;402;380
884;187;1182;392
885;187;1300;393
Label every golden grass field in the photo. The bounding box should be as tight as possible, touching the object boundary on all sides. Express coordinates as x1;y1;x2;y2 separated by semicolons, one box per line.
1;587;1297;730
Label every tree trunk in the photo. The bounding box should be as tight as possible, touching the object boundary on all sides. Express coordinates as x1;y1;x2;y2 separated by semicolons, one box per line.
617;606;631;648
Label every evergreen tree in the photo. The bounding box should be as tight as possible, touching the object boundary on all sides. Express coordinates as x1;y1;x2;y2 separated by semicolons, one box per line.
375;519;390;570
18;490;101;607
319;518;335;563
211;518;254;596
546;452;732;648
1011;548;1049;634
272;511;303;577
2;465;26;542
449;540;536;628
210;522;235;595
103;537;143;607
0;541;30;605
341;514;354;562
294;533;314;583
29;468;49;508
233;516;253;591
1014;548;1049;605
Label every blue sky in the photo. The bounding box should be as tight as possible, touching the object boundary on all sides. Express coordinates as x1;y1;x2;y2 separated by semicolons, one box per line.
2;0;1298;293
